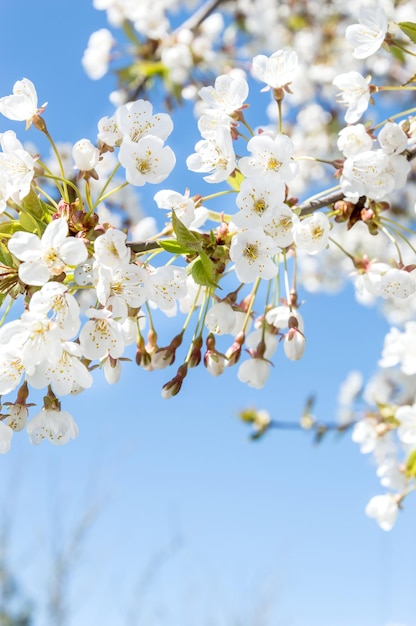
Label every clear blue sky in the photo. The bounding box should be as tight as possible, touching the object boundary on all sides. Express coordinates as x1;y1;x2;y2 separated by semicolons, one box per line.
0;2;415;625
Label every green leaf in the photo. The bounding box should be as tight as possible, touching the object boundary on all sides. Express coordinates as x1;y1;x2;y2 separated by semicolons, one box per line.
0;221;21;235
189;253;218;288
172;211;203;252
227;169;244;192
397;21;416;43
20;189;45;219
158;239;190;255
405;449;416;478
0;242;14;267
19;210;44;236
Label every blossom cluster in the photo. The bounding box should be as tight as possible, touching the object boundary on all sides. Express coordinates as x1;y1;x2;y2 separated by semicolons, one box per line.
1;2;416;532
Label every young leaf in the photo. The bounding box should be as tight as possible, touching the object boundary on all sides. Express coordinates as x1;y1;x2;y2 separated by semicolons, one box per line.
227;169;244;192
172;211;203;252
397;21;416;44
405;449;416;478
158;239;190;255
189;253;218;288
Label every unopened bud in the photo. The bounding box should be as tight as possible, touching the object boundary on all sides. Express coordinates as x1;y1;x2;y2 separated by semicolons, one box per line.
188;336;203;368
161;364;188;399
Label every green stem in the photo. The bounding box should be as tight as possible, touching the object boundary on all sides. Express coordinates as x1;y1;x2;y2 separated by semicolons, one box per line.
391;42;416;58
374;221;403;265
40;129;69;202
371;106;416;131
91;163;123;210
0;297;14;327
242;277;261;334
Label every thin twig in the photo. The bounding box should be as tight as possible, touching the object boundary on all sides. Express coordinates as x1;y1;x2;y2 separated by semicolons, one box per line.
297;144;416;215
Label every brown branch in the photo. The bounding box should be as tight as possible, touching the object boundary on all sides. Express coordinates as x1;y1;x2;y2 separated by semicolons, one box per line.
297;143;416;216
127;145;416;253
175;0;231;34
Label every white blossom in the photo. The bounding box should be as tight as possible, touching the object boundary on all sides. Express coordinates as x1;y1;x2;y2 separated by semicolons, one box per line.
0;421;13;453
186;127;236;183
251;50;298;91
365;494;398;531
337;124;373;158
346;7;388;60
118;136;176;186
205;302;237;335
0;78;46;127
0;131;35;202
82;28;114;80
79;308;125;360
396;404;416;445
198;74;249;114
94;228;131;270
72;138;100;171
230;227;278;283
8;218;88;286
239;133;298;183
283;329;306;361
27;409;79;446
237;358;271;389
378;122;408;155
333;71;371;124
292;212;330;254
116;99;173;143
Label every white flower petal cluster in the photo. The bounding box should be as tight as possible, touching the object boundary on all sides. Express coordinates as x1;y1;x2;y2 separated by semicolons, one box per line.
365;494;398;531
230;227;278;283
333;71;371;124
198;74;249;116
379;322;416;375
154;189;208;229
251;50;298;91
0;131;36;205
27;409;79;446
239;133;298;183
72;138;101;172
292;212;330;255
186;126;236;183
96;99;176;186
0;78;46;126
8;218;88;286
345;7;388;60
82;28;114;80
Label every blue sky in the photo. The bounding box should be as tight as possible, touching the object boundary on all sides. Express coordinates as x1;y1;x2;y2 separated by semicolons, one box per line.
1;1;416;625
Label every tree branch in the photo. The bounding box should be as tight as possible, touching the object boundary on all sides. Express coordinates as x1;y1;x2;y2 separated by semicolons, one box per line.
175;0;230;33
297;144;416;216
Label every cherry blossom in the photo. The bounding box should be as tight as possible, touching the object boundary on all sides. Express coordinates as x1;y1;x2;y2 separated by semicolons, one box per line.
238;133;298;182
333;71;372;124
27;409;79;446
118;136;176;186
116;99;173;143
237;357;271;389
0;131;36;202
8;218;88;286
72;138;101;172
292;212;330;254
0;78;46;127
345;7;388;60
365;494;399;531
0;421;13;454
79;307;125;361
186;127;236;183
198;74;249;115
251;50;298;91
229;227;278;283
82;28;114;80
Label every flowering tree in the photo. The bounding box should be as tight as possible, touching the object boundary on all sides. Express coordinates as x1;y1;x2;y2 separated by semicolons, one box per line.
0;0;416;533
